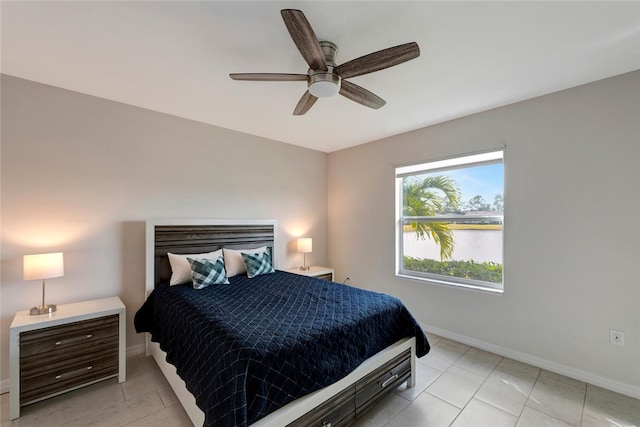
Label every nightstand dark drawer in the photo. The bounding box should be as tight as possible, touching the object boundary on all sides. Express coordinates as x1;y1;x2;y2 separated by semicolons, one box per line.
20;351;118;403
19;314;120;404
21;335;119;374
20;315;118;358
355;349;411;416
315;273;334;281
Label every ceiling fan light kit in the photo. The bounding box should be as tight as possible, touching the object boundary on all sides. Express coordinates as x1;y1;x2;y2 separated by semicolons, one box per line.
308;72;341;98
230;9;420;115
308;41;341;98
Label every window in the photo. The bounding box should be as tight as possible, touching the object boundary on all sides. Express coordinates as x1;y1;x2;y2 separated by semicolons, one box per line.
395;150;504;292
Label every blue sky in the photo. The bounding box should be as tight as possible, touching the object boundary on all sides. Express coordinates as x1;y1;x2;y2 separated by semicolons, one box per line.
440;163;503;205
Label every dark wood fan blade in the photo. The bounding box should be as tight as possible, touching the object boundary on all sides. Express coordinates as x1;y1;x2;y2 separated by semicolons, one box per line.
339;80;386;109
229;73;308;81
334;42;420;79
281;9;328;71
293;91;318;115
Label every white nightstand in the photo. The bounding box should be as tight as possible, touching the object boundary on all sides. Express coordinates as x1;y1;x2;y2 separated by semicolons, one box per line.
285;266;335;281
9;296;126;420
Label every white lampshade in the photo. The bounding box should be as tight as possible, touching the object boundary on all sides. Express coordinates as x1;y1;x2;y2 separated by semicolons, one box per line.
297;238;312;253
23;252;64;280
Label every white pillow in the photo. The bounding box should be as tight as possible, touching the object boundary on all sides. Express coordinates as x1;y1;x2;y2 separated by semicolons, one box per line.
223;246;268;277
167;250;223;285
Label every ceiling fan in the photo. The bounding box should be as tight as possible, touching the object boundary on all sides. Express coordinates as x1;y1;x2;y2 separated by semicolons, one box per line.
230;9;420;115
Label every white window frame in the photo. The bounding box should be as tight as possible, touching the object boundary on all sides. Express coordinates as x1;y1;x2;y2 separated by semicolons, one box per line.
395;149;504;292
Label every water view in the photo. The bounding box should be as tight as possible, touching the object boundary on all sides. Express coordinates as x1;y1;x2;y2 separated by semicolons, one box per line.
403;229;503;264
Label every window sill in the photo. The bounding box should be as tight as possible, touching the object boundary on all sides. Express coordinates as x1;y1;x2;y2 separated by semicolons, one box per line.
396;273;504;294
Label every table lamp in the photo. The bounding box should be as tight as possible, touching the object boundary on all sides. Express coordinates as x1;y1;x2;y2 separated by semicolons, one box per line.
23;252;64;315
297;238;312;271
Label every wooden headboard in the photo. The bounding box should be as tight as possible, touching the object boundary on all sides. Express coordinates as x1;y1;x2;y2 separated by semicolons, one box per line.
145;219;277;290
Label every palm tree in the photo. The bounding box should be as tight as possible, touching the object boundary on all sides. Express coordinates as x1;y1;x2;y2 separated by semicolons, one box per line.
403;175;461;260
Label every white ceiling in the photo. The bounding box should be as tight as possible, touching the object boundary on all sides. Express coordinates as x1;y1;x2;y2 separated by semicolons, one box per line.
2;1;639;153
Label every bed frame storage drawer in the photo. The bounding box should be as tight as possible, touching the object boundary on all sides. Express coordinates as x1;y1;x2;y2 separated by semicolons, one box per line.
287;384;355;427
355;349;412;416
286;349;412;426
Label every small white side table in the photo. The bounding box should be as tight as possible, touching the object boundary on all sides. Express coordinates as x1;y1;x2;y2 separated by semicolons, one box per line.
9;296;126;420
285;266;335;281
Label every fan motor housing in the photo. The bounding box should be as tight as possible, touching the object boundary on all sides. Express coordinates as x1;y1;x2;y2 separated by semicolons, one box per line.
308;41;340;97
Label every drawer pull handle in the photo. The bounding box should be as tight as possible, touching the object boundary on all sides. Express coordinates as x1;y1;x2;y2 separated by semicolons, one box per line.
381;374;399;388
54;334;93;346
54;365;94;381
322;422;332;427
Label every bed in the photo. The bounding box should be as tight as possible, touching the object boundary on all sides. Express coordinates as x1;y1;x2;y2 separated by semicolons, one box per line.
135;219;429;427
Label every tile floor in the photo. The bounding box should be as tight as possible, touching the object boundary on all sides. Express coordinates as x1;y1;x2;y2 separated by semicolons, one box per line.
2;334;639;426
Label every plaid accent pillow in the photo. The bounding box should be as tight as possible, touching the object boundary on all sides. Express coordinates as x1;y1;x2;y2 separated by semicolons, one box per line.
241;251;275;278
168;250;222;286
186;256;230;289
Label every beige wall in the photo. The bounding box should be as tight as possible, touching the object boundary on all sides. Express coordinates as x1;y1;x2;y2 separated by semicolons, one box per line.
328;71;640;397
0;75;329;384
3;70;639;399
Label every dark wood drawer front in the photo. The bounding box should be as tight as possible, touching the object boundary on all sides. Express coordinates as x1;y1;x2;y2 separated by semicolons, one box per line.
287;385;355;427
20;352;118;403
315;273;333;281
21;344;118;381
21;336;118;374
355;350;412;416
19;314;120;404
20;315;118;358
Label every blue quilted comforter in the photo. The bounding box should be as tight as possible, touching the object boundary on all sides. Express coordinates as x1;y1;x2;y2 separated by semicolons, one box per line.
135;271;429;426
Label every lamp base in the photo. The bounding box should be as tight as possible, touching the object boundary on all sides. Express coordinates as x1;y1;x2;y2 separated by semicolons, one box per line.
299;266;310;271
30;304;57;315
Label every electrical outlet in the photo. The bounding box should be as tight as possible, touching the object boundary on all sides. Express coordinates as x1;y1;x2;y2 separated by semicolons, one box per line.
610;329;624;346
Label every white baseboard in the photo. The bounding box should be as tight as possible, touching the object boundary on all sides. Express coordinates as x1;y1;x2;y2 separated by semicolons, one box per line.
422;324;640;400
1;344;148;395
127;343;146;357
